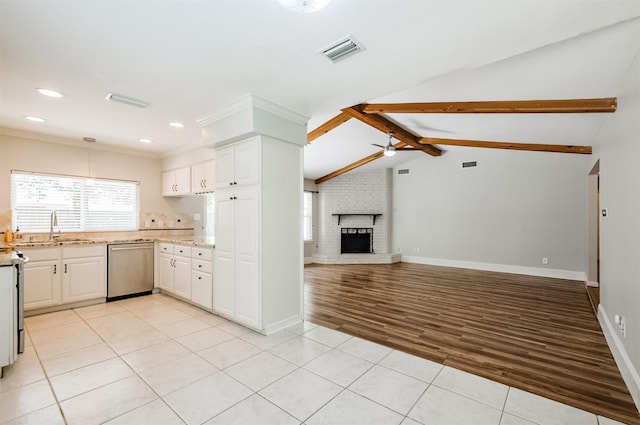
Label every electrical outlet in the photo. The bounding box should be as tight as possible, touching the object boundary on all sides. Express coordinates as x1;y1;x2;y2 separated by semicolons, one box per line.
194;213;201;221
542;257;549;265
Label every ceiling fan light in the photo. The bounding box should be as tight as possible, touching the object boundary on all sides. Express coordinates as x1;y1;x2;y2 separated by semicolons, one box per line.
278;0;330;13
384;147;396;157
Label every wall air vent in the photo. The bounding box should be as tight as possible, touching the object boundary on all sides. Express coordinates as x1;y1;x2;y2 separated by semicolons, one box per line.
319;35;365;63
398;169;410;175
105;93;149;108
462;161;477;168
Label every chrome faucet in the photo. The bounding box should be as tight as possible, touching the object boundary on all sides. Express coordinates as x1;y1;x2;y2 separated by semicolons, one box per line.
50;210;59;240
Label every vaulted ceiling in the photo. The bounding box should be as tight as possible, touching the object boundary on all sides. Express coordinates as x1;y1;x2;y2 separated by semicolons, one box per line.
1;1;639;180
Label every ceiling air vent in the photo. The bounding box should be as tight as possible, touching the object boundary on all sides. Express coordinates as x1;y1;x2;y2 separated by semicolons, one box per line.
319;35;365;63
105;93;149;108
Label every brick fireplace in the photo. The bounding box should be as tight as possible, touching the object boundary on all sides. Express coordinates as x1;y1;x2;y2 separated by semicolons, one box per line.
312;169;400;264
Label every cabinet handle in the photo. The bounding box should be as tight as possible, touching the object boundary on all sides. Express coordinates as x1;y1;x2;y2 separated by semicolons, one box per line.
198;252;203;256
198;264;202;268
198;276;202;280
203;179;207;188
54;264;57;274
229;196;233;200
64;264;67;274
229;182;233;186
234;181;237;185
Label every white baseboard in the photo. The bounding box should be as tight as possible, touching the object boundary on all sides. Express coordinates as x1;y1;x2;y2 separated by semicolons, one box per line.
263;315;302;335
304;256;314;265
598;305;640;411
401;256;586;281
586;281;600;287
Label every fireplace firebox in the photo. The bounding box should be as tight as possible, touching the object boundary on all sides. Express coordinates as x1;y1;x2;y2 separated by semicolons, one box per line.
341;228;373;254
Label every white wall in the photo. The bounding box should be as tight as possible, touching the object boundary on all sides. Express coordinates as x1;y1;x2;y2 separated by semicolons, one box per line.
393;148;588;279
0;129;192;232
593;31;640;407
303;178;319;261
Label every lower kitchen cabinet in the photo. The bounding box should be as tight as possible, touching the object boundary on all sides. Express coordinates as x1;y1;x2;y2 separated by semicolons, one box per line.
191;247;214;310
157;243;191;298
23;245;106;311
61;246;106;304
156;243;214;311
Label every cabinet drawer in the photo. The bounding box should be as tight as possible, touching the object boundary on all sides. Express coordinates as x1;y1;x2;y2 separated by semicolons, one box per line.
192;247;213;261
174;245;191;257
21;247;60;262
158;243;174;254
63;245;105;258
192;259;212;273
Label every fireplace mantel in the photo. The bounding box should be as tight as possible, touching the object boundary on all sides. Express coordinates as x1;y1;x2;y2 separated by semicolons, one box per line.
332;213;382;225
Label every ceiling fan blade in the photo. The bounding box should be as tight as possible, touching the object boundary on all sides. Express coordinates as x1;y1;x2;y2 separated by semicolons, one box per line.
371;144;386;148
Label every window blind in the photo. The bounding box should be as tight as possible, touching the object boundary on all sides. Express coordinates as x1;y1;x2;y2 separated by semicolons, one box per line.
11;171;139;232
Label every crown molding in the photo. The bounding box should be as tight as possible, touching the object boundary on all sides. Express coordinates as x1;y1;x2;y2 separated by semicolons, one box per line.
196;93;308;128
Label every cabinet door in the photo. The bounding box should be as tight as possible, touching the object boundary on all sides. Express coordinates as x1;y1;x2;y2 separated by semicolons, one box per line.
234;186;261;328
174;167;191;195
191;271;213;310
158;252;175;292
24;260;61;310
203;160;216;191
234;140;260;186
214;190;235;316
216;145;235;188
173;257;191;299
62;256;106;304
162;171;175;196
191;163;205;194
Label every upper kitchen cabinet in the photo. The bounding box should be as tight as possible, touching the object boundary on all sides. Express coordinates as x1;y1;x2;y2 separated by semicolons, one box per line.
191;160;216;194
216;141;259;188
162;166;191;196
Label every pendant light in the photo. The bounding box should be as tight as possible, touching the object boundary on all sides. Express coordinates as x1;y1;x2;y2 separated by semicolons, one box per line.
84;137;96;183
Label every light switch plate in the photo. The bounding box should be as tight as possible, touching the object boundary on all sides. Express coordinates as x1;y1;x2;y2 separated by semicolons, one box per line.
194;213;201;221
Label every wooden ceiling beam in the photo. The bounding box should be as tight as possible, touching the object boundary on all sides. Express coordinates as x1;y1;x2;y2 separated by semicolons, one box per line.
419;137;592;154
341;105;442;156
361;98;617;114
307;112;352;143
315;142;409;184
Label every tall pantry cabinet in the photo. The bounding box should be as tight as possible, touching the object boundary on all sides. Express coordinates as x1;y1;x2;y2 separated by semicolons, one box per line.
214;136;302;334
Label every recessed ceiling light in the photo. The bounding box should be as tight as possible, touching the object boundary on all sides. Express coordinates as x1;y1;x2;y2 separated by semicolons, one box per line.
278;0;330;13
24;115;46;122
169;122;184;128
139;138;153;144
36;88;64;98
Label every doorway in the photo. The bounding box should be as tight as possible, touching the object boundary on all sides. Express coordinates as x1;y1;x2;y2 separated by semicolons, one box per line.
586;160;600;314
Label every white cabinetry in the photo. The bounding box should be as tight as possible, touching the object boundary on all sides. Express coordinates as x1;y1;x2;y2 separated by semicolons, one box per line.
191;160;216;194
0;266;16;370
23;247;62;310
191;247;214;310
157;243;191;299
61;245;106;304
162;166;191;196
23;245;106;311
214;136;302;333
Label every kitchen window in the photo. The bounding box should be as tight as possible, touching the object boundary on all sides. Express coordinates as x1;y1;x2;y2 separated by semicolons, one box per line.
303;191;313;242
11;171;139;232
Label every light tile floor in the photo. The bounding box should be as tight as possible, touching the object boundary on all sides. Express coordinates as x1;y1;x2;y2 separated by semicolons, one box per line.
0;293;628;425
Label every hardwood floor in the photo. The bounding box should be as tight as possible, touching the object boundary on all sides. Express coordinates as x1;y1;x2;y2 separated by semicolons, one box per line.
304;262;640;425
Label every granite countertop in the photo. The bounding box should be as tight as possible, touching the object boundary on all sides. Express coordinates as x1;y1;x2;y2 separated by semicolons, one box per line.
0;249;24;267
3;237;214;250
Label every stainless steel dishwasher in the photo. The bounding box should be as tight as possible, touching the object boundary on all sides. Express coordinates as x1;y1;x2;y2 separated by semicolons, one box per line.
107;242;154;301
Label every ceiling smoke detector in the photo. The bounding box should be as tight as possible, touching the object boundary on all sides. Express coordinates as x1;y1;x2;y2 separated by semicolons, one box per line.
319;35;365;63
104;93;149;108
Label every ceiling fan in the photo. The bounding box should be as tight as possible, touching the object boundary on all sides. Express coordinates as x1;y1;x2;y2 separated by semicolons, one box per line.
372;131;425;157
